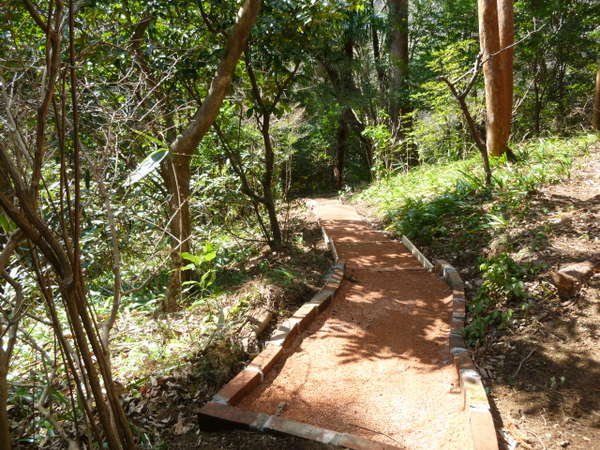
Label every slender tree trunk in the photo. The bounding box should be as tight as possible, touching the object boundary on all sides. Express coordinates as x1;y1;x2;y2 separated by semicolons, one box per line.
160;152;192;311
441;77;492;186
593;64;600;130
370;0;386;92
260;116;283;250
159;0;261;305
333;115;349;191
478;0;513;157
0;357;10;450
389;0;409;135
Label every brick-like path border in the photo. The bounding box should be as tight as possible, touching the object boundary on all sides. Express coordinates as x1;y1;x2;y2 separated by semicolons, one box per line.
199;205;498;449
433;258;498;450
199;257;393;449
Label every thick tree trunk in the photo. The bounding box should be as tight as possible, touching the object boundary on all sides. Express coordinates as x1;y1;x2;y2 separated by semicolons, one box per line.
333;115;349;191
478;0;513;157
389;0;409;135
593;65;600;130
497;0;514;145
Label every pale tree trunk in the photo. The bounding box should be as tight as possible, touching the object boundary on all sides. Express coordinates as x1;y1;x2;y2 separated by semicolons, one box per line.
161;0;261;308
593;64;600;130
389;0;409;136
478;0;513;157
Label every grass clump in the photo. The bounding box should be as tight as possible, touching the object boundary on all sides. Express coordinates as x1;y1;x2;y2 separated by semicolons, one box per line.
355;134;597;249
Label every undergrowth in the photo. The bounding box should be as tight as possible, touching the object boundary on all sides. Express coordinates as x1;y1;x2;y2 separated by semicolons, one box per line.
354;134;598;344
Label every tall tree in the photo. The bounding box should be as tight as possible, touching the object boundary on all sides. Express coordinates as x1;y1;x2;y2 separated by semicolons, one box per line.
157;0;261;308
497;0;514;145
389;0;410;138
478;0;514;157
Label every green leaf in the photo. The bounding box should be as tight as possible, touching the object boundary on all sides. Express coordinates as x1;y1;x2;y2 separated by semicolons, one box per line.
202;251;217;262
180;252;202;265
0;212;16;233
124;149;169;186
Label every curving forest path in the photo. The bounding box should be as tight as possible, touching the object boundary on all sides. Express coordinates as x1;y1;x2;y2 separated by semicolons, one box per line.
239;199;471;449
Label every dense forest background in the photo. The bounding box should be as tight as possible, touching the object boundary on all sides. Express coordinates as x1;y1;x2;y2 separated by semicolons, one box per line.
0;0;598;448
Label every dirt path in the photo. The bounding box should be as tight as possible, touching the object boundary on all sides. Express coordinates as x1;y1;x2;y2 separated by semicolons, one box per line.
239;199;470;449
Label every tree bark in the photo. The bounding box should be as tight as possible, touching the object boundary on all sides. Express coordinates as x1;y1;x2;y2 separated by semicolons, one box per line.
593;64;600;130
497;0;514;145
260;116;283;250
0;354;10;450
161;152;192;310
478;0;513;157
333;115;349;190
161;0;261;306
389;0;409;135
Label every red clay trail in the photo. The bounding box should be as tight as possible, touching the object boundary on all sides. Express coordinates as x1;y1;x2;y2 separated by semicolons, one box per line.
239;199;470;449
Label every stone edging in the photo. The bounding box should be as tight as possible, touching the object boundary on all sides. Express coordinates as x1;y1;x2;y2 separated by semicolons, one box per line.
199;256;397;449
430;257;499;450
199;402;396;449
401;236;498;449
400;235;434;271
199;223;394;448
208;259;345;406
318;218;339;263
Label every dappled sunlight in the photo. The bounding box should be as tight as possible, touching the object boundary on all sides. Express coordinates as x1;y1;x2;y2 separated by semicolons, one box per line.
239;199;470;449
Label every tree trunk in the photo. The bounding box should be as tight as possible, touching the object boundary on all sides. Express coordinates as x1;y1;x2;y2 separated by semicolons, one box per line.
0;357;10;450
160;152;192;311
333;115;349;191
160;0;261;304
370;0;386;92
389;0;409;136
478;0;512;157
593;64;600;130
497;0;514;145
260;116;283;250
341;106;373;174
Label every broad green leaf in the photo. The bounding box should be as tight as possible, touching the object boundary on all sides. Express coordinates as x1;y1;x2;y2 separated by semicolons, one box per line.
124;149;169;186
180;252;203;265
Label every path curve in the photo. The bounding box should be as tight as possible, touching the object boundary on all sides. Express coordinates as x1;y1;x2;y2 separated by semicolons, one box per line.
239;199;471;449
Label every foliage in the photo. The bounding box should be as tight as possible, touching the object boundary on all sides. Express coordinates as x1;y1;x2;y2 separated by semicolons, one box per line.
463;253;526;345
1;0;599;445
409;40;483;163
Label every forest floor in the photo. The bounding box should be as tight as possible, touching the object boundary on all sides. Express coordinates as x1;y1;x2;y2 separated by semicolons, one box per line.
118;140;598;449
355;141;600;450
110;207;335;449
481;147;600;450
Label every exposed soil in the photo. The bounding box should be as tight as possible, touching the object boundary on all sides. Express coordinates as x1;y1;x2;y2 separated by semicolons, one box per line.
239;199;470;449
481;148;600;450
355;145;600;450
